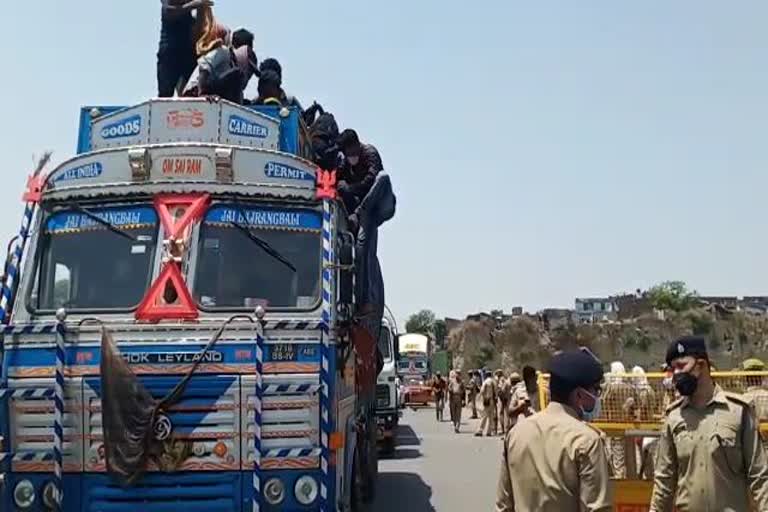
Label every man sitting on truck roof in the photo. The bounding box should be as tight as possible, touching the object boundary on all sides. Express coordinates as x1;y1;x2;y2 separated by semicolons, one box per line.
157;0;212;97
251;58;303;109
337;129;384;214
183;43;258;103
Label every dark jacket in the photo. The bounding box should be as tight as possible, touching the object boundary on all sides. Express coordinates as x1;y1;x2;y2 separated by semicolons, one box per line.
341;143;383;202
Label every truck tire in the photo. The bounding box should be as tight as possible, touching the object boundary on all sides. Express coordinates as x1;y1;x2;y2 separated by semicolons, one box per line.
351;448;371;512
363;417;378;503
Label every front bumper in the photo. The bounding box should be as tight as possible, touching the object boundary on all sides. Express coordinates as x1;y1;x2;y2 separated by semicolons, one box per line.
0;470;323;512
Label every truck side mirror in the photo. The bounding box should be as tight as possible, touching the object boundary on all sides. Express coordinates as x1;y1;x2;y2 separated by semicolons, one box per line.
338;233;354;305
394;335;400;360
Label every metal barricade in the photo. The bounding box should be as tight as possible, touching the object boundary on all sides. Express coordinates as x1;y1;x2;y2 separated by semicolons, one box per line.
537;371;768;433
536;371;768;483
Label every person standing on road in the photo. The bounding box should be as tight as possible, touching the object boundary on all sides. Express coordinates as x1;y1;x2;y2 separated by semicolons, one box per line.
509;366;540;427
476;371;498;437
448;370;466;433
649;336;768;512
503;372;522;433
497;371;514;434
432;372;447;422
467;371;480;419
496;350;612;512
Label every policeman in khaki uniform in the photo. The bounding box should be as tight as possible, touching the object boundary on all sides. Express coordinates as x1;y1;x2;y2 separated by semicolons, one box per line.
476;371;498;437
650;336;768;512
496;350;613;512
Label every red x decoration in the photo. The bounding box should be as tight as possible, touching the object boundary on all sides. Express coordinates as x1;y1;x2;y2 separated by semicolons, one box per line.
154;193;210;240
135;193;209;322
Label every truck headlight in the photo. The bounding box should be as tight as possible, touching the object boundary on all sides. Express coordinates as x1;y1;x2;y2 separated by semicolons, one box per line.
13;479;35;509
263;478;285;505
294;475;319;505
42;481;58;509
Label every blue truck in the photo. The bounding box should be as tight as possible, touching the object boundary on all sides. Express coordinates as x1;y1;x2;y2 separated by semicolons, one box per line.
0;98;383;511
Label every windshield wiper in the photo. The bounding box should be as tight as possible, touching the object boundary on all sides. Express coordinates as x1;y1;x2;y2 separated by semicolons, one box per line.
228;221;297;273
68;204;137;241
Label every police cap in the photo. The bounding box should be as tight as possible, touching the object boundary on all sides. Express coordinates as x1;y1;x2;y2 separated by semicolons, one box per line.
547;350;604;390
666;336;708;365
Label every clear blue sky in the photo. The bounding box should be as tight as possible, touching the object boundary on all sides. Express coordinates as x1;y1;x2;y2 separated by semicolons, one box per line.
3;1;767;325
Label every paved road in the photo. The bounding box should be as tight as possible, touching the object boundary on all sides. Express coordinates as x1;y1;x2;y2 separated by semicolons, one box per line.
373;405;501;512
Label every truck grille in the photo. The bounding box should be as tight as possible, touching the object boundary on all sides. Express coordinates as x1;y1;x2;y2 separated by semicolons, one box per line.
84;472;241;512
243;374;321;470
84;375;241;472
7;378;84;472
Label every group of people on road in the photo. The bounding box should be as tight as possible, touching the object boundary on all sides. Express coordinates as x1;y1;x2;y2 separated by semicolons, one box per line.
430;370;467;433
494;336;768;512
429;365;541;437
467;366;540;438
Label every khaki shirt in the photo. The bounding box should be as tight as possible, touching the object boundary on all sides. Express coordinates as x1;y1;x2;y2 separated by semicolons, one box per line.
744;386;768;422
496;402;613;512
650;386;768;512
481;377;497;403
510;382;542;424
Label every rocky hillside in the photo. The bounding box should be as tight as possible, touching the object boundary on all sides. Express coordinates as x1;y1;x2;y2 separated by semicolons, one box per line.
447;308;768;372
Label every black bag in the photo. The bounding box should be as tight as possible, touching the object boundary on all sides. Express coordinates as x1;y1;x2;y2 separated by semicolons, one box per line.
307;105;341;170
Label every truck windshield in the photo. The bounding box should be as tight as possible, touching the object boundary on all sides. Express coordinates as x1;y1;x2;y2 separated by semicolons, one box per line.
194;205;322;309
378;327;393;361
33;205;158;310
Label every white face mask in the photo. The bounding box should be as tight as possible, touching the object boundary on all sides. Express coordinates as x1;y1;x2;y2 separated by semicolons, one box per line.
579;388;602;421
347;155;360;166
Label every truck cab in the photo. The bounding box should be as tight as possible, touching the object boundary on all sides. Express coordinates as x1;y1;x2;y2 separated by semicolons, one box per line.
0;97;377;512
375;311;398;455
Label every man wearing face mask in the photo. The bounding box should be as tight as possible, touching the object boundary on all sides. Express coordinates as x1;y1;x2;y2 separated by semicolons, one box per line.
337;129;384;214
649;336;768;512
496;350;612;512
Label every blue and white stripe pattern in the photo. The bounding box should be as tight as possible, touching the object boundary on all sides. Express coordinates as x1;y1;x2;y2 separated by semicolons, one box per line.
53;318;66;511
262;320;325;331
0;452;55;462
1;323;56;335
263;383;322;394
319;199;334;511
263;447;323;458
0;204;35;324
252;321;265;512
0;387;55;399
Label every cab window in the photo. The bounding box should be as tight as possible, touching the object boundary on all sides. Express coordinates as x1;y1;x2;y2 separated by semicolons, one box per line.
193;205;322;309
32;206;158;311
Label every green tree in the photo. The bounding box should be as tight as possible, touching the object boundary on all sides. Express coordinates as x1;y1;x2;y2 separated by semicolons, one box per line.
647;281;698;312
405;309;436;335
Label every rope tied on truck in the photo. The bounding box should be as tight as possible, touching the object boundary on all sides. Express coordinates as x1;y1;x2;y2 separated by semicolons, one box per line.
100;315;253;485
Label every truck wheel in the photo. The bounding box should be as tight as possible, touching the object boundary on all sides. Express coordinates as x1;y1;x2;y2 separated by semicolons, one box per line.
364;419;378;503
351;448;371;512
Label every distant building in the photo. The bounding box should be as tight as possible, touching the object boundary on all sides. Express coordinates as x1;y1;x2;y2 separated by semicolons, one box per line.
613;294;653;320
698;296;739;308
575;297;617;324
511;306;524;317
540;308;573;331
